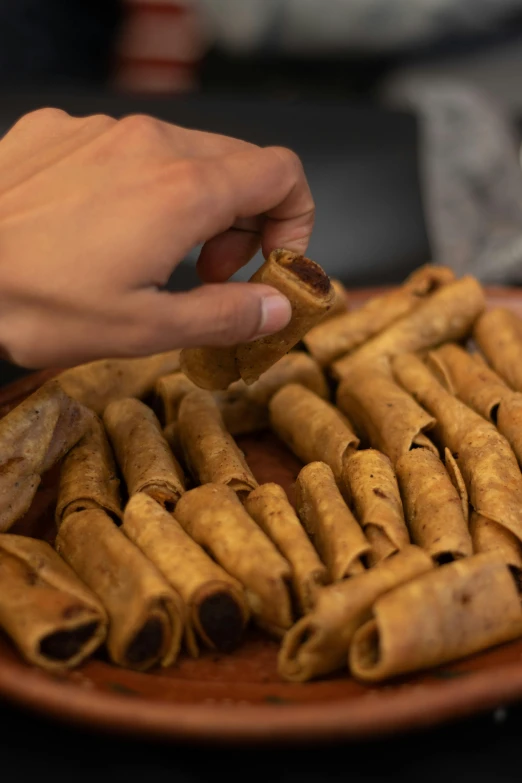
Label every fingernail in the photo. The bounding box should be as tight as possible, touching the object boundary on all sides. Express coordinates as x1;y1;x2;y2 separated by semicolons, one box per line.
253;294;292;339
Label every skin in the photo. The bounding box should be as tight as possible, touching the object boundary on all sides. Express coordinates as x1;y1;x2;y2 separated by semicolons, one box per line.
0;108;315;368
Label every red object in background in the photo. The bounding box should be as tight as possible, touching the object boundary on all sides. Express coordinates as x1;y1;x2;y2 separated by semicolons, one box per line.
114;0;206;93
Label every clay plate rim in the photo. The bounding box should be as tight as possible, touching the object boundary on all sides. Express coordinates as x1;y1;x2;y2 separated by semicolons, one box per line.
0;284;520;744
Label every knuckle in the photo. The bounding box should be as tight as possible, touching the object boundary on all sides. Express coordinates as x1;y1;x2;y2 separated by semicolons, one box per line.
269;145;304;175
116;113;165;148
82;113;115;131
15;107;71;128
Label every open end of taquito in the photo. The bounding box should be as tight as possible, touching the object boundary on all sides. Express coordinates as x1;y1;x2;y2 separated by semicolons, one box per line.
122;600;175;669
191;582;247;653
38;620;104;665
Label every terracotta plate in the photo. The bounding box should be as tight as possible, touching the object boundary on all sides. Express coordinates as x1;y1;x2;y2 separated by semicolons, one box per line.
0;286;522;744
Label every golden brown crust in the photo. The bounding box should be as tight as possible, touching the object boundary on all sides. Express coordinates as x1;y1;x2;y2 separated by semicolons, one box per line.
175;483;293;635
269;383;359;487
56;508;184;671
179;347;240;392
0;535;107;672
295;462;370;580
473;308;522;392
103;397;185;509
470;512;522;573
350;554;522;682
278;546;433;682
245;483;327;613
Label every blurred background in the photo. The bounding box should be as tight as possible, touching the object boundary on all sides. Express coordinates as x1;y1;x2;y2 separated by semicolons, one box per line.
2;0;522;291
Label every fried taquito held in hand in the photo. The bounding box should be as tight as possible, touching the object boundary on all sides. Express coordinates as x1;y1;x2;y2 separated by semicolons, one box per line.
269;384;359;487
0;381;92;532
175;483;293;635
295;462;369;580
56;508;184;671
0;535;107;671
245;483;327;613
396;448;473;563
123;493;249;655
279;545;432;682
178;390;257;499
56;416;121;526
103;397;185;510
350;553;522;682
57;351;181;414
303;264;455;366
181;249;333;390
343;449;410;565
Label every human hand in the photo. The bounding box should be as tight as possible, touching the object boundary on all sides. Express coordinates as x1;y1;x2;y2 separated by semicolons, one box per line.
0;108;314;368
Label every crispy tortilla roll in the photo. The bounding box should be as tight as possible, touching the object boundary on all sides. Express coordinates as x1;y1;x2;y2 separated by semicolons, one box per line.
303;264;454;366
181;250;333;390
295;462;370;580
343;450;410;566
0;535;107;671
56;416;121;526
473;308;522;392
332;276;485;378
336;366;437;464
350;553;522;682
123;493;249;655
470;512;522;573
444;448;469;523
396;448;473;563
56;509;184;670
175;483;293;635
269;384;359;487
278;545;432;682
235;249;334;385
429;343;522;467
245;483;327;613
103;398;185;510
178;391;258;498
0;381;92;533
57;350;181;414
393;353;522;544
324;278;349;320
154;372;197;426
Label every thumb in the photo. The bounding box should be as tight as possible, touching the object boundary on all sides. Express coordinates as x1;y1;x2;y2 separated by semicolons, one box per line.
132;282;292;351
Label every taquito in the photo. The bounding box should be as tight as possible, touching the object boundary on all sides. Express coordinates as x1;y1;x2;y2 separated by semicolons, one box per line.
0;380;92;532
177;390;258;499
332;275;485;378
396;448;473;563
429;343;522;466
123;493;249;655
269;384;359;487
245;483;327;613
181;249;333;389
350;553;522;682
295;462;370;580
56;509;184;670
473;308;522;392
57;350;181;414
103;397;185;510
470;512;522;574
154;372;196;426
0;534;107;671
336;365;437;464
279;545;433;682
343;449;410;565
303;264;455;366
175;483;293;635
444;447;469;523
56;416;121;525
325;278;349;320
393;353;522;544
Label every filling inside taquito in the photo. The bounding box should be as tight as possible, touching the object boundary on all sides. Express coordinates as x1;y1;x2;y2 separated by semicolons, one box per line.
56;508;184;671
343;449;410;566
0;535;107;671
123;493;249;655
269;383;359;488
175;483;293;635
295;462;370;580
177;390;258;499
103;397;185;510
350;553;522;682
278;545;433;682
245;483;327;614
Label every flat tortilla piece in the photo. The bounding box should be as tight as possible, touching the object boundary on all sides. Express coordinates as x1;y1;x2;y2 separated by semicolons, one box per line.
278;545;432;682
350;553;522;682
57;351;181;414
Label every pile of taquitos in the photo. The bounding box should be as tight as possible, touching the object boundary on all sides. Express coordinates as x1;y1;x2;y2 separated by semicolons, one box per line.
0;255;522;688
